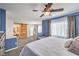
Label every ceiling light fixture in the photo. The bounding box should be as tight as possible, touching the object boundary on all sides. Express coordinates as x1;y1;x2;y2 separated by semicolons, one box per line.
44;12;50;16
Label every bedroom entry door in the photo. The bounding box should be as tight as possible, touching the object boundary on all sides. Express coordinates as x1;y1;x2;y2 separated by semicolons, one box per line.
13;23;27;39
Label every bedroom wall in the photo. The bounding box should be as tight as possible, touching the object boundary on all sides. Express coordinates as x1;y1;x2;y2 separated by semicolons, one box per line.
5;38;17;50
5;11;17;50
42;20;49;37
0;8;6;32
6;18;14;39
0;9;14;50
6;11;14;39
75;15;79;36
15;19;42;24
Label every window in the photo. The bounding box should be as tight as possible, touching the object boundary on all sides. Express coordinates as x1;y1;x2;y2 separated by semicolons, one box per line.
28;24;42;37
38;24;42;33
51;17;68;38
29;25;34;36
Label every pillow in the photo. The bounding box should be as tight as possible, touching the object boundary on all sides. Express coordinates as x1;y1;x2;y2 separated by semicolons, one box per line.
68;40;79;55
74;36;79;41
64;40;73;48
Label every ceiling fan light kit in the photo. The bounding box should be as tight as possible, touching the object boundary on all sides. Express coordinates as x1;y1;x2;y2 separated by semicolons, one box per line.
44;12;50;16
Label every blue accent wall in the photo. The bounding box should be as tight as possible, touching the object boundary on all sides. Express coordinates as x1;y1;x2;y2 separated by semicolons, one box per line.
42;20;49;36
5;38;17;50
0;8;6;32
75;15;79;36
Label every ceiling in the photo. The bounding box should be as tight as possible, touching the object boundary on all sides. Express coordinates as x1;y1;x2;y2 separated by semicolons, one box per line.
0;3;79;24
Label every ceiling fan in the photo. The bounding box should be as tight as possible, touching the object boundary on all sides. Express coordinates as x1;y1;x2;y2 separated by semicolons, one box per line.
32;3;64;17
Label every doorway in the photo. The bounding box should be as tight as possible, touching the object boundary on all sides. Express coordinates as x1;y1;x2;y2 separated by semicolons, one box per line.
13;23;27;39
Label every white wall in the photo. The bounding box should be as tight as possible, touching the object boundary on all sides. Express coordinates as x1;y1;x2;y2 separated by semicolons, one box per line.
6;11;15;39
15;19;42;24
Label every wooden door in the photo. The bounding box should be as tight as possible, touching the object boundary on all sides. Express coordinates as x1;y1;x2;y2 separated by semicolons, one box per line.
20;24;27;39
13;23;27;39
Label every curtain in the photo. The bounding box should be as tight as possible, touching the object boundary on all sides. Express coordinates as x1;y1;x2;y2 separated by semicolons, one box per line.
33;24;38;40
50;16;76;38
67;16;76;38
38;24;42;33
50;17;68;38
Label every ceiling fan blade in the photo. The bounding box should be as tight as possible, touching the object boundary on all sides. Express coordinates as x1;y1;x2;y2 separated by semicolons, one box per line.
40;14;44;17
44;3;53;12
47;3;53;8
45;3;52;7
50;8;64;12
32;10;38;12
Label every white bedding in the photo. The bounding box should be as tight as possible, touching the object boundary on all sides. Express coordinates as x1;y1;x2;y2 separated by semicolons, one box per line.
20;37;76;56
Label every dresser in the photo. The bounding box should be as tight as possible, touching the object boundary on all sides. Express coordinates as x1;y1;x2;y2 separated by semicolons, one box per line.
0;32;5;56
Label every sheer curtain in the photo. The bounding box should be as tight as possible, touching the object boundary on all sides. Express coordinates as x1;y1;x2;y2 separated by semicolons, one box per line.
50;17;69;38
29;25;34;36
38;24;42;33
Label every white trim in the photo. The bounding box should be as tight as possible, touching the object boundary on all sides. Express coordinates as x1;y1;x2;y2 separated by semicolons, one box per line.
5;47;18;52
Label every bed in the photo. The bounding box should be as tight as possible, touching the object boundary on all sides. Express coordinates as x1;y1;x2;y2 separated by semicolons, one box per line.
20;36;76;56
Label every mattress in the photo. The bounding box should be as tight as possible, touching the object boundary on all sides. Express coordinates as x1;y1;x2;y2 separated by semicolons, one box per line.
20;37;76;56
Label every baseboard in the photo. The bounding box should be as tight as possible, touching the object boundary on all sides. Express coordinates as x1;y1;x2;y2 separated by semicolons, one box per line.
5;47;18;52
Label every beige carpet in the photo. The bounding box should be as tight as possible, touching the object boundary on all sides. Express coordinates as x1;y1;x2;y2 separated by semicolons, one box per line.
5;47;23;56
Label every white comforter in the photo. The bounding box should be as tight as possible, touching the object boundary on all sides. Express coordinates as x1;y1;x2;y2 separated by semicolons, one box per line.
20;37;76;56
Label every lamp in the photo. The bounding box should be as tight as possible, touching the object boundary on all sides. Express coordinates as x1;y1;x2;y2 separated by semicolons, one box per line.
44;12;50;16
